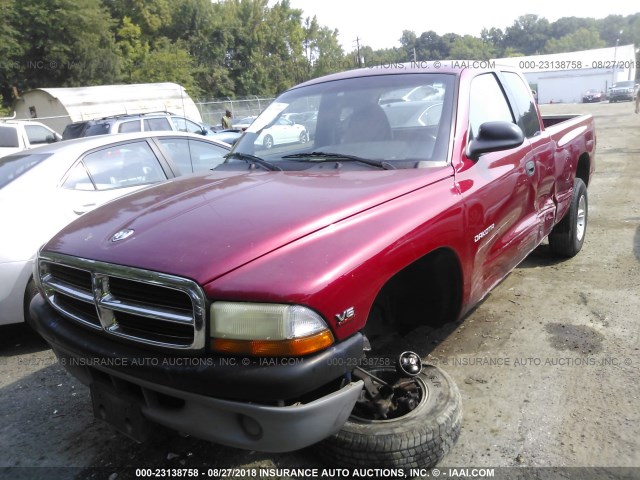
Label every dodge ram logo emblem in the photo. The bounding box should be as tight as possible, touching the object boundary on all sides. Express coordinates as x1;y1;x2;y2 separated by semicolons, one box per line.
111;229;135;242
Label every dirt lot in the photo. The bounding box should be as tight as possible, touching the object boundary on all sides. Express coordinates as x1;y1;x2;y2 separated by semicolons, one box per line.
1;101;639;479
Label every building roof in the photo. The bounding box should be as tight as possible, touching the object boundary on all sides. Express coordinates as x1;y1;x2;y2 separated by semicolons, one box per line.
25;83;202;122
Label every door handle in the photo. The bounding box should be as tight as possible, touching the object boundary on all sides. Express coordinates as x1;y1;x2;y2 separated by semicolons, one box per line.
525;160;535;177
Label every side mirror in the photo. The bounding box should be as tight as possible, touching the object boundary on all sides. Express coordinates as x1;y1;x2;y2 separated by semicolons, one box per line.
466;121;524;160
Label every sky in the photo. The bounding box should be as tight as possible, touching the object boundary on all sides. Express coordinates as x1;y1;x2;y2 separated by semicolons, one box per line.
286;0;639;51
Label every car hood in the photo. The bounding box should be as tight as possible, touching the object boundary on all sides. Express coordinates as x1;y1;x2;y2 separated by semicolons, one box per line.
44;167;452;285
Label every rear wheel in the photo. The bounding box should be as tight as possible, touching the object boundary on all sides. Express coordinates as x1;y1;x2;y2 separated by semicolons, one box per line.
317;364;461;469
263;135;274;149
549;178;588;258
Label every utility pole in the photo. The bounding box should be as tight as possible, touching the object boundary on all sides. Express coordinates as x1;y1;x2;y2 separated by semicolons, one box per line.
354;37;362;68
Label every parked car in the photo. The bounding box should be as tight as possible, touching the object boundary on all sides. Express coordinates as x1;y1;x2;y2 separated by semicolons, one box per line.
206;128;243;145
608;81;638;103
0;132;229;327
61;112;208;140
283;111;318;140
30;63;595;469
252;116;309;149
582;89;604;103
0;120;61;158
232;116;257;131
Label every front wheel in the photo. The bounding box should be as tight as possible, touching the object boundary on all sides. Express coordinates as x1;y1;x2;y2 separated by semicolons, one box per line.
549;177;588;258
299;131;308;144
263;135;274;149
23;279;39;325
317;364;462;469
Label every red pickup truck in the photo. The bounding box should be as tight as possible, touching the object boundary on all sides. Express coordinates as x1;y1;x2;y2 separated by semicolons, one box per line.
30;63;595;469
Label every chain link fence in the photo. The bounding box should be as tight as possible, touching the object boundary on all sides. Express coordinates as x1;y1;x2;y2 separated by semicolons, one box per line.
195;96;275;127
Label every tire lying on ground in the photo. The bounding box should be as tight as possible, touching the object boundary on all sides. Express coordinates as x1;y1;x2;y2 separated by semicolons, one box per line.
317;364;462;469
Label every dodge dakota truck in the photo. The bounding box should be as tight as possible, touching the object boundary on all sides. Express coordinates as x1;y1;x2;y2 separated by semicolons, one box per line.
30;63;595;469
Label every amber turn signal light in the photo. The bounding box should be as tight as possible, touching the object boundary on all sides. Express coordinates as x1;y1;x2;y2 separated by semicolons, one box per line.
211;330;334;357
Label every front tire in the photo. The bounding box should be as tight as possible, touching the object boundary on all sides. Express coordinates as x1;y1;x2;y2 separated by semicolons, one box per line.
317;364;462;469
23;279;39;325
549;177;588;258
263;135;274;149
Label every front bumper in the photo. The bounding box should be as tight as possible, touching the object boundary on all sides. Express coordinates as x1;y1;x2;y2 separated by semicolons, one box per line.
30;295;365;451
610;93;633;101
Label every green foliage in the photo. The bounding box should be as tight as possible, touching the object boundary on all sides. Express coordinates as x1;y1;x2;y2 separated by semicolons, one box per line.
504;14;551;55
12;0;120;89
544;28;606;54
449;36;495;60
0;0;22;103
0;95;12;117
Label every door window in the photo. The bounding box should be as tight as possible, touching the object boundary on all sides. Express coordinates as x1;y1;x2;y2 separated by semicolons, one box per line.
469;74;514;139
78;141;166;190
501;72;540;138
25;125;55;144
157;138;228;173
143;117;172;131
118;120;141;133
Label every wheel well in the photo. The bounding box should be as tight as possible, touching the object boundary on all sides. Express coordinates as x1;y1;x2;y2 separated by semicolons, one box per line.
576;153;590;187
365;248;463;344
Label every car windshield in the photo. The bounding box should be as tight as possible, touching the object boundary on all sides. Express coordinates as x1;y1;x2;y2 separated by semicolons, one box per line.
229;73;455;170
613;81;634;88
0;153;52;189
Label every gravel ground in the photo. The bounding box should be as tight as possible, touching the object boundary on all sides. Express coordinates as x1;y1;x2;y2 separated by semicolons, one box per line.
1;101;639;479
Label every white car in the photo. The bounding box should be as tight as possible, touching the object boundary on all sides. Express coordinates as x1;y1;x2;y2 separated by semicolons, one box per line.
254;117;308;149
0;120;62;158
0;131;230;326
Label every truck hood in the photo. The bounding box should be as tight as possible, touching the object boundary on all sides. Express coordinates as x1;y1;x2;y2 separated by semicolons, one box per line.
44;168;452;285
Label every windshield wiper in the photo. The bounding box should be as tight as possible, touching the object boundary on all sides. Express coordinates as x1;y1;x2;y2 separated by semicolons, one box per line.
282;151;395;170
224;152;282;171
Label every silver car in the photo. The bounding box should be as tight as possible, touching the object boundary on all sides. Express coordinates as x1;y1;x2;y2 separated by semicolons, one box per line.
0;131;229;326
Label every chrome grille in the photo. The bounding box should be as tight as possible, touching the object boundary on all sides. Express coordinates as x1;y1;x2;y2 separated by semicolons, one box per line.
37;252;206;350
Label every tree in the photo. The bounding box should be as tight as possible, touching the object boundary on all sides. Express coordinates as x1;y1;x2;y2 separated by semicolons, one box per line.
116;17;149;82
12;0;119;90
104;0;171;38
449;35;495;60
504;14;551;55
501;47;525;58
308;25;346;78
544;28;606;54
481;27;504;56
550;17;597;40
597;15;627;46
130;39;201;97
400;30;418;60
0;0;23;105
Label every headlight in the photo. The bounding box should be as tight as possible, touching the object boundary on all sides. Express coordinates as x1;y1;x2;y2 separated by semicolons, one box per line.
210;302;334;356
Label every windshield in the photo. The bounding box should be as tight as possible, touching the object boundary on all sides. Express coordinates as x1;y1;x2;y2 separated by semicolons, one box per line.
0;153;52;189
613;81;635;88
229;73;455;170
